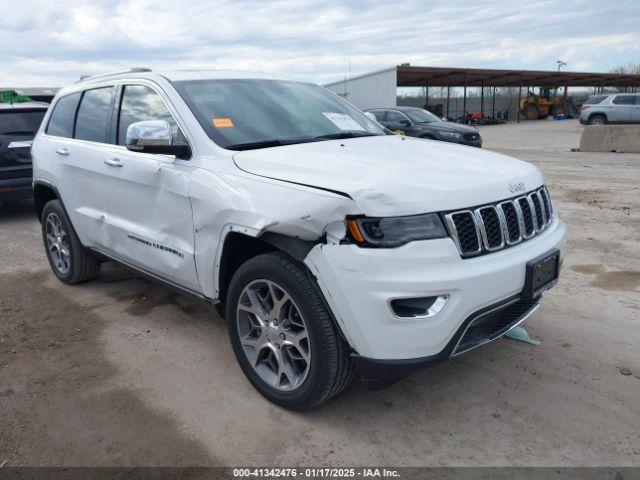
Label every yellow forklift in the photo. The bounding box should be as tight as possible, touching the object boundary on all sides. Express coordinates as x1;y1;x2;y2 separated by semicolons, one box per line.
520;87;567;120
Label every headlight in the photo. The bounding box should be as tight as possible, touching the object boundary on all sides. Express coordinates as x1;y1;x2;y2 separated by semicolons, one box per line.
346;213;447;247
438;131;461;139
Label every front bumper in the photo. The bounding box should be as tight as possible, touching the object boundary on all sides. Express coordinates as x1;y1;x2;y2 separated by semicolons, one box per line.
352;294;540;389
305;217;566;373
460;138;482;148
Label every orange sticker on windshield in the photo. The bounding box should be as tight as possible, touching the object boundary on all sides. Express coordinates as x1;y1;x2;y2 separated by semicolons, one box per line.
213;118;234;128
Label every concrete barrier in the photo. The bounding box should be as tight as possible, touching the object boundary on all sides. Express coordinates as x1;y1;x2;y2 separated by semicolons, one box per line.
580;125;640;153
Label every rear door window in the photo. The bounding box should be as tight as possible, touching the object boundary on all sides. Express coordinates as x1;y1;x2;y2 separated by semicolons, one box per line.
46;92;81;138
75;87;115;143
612;95;635;105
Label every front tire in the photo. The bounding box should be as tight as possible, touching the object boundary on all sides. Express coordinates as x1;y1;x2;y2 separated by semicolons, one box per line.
41;200;101;284
226;252;354;409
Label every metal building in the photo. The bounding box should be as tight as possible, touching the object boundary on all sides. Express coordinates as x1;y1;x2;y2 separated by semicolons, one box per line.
324;65;640;117
324;67;397;110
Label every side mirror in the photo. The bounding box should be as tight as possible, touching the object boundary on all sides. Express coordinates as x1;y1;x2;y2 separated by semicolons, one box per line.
126;120;191;159
399;119;412;127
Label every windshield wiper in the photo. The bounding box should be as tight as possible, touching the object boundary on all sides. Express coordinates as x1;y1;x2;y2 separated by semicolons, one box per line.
313;132;379;140
227;132;380;151
226;139;306;151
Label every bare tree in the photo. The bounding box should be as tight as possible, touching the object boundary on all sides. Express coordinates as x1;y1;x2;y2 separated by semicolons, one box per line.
609;63;640;92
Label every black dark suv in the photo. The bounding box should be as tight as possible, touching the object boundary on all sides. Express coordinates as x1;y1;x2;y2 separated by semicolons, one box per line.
367;106;482;147
0;102;48;203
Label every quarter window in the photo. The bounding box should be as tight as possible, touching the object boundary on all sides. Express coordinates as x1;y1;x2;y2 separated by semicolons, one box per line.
612;95;634;105
75;87;115;143
46;92;81;138
117;85;184;146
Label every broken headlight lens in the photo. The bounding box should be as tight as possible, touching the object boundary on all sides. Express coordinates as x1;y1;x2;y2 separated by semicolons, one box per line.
346;213;447;247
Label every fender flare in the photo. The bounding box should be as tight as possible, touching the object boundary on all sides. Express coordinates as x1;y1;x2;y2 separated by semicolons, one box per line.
33;179;69;222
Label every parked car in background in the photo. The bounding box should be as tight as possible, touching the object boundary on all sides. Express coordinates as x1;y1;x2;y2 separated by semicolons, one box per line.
366;106;482;147
579;93;640;125
0;101;48;204
32;69;564;409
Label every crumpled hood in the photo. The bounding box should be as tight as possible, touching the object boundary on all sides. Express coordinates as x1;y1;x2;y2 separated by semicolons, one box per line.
233;135;543;216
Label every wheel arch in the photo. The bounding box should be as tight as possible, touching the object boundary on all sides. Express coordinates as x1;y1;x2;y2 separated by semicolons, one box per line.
33;180;62;223
215;230;318;317
588;112;607;123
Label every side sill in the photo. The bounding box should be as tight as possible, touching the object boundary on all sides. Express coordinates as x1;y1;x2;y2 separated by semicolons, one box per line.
89;247;217;305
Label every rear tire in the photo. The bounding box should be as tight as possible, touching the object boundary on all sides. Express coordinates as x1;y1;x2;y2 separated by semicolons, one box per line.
588;114;606;125
41;200;101;284
226;252;354;409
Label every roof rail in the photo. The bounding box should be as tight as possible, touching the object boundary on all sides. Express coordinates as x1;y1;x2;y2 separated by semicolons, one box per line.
77;68;152;83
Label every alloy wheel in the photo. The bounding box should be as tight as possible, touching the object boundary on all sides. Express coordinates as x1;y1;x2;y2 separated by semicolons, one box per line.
236;279;311;391
45;212;71;275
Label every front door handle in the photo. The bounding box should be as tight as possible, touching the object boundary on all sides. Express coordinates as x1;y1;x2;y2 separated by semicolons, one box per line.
56;148;69;156
104;158;123;168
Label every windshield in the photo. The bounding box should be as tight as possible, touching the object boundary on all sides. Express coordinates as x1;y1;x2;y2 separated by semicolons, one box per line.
174;79;385;150
0;110;47;135
404;108;442;124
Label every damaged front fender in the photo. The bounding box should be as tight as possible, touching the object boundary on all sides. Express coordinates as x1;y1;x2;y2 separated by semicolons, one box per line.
188;168;357;299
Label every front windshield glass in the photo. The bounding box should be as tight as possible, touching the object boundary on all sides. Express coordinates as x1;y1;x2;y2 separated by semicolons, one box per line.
404;108;442;124
174;79;385;150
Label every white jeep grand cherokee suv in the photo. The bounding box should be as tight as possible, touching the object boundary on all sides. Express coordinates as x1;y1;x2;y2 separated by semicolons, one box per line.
32;69;566;409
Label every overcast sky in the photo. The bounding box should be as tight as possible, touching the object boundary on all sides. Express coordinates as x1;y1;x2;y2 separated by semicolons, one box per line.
2;0;639;87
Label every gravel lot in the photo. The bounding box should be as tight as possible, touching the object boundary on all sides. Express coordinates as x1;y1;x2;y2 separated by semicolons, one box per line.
1;120;639;467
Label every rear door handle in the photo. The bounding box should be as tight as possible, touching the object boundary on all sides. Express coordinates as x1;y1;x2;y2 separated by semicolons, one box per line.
104;158;123;168
56;148;69;156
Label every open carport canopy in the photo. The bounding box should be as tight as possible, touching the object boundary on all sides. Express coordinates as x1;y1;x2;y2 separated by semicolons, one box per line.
397;66;640;88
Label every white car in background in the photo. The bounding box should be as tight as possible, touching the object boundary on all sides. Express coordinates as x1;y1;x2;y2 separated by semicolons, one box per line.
31;69;566;409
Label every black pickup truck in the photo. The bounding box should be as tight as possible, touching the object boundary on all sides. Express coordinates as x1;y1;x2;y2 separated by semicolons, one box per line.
0;102;48;203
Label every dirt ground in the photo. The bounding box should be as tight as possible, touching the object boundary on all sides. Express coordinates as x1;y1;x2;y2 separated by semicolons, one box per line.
1;120;639;467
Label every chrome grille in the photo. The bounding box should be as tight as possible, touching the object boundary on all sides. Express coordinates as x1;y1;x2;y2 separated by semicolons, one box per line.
444;186;554;257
